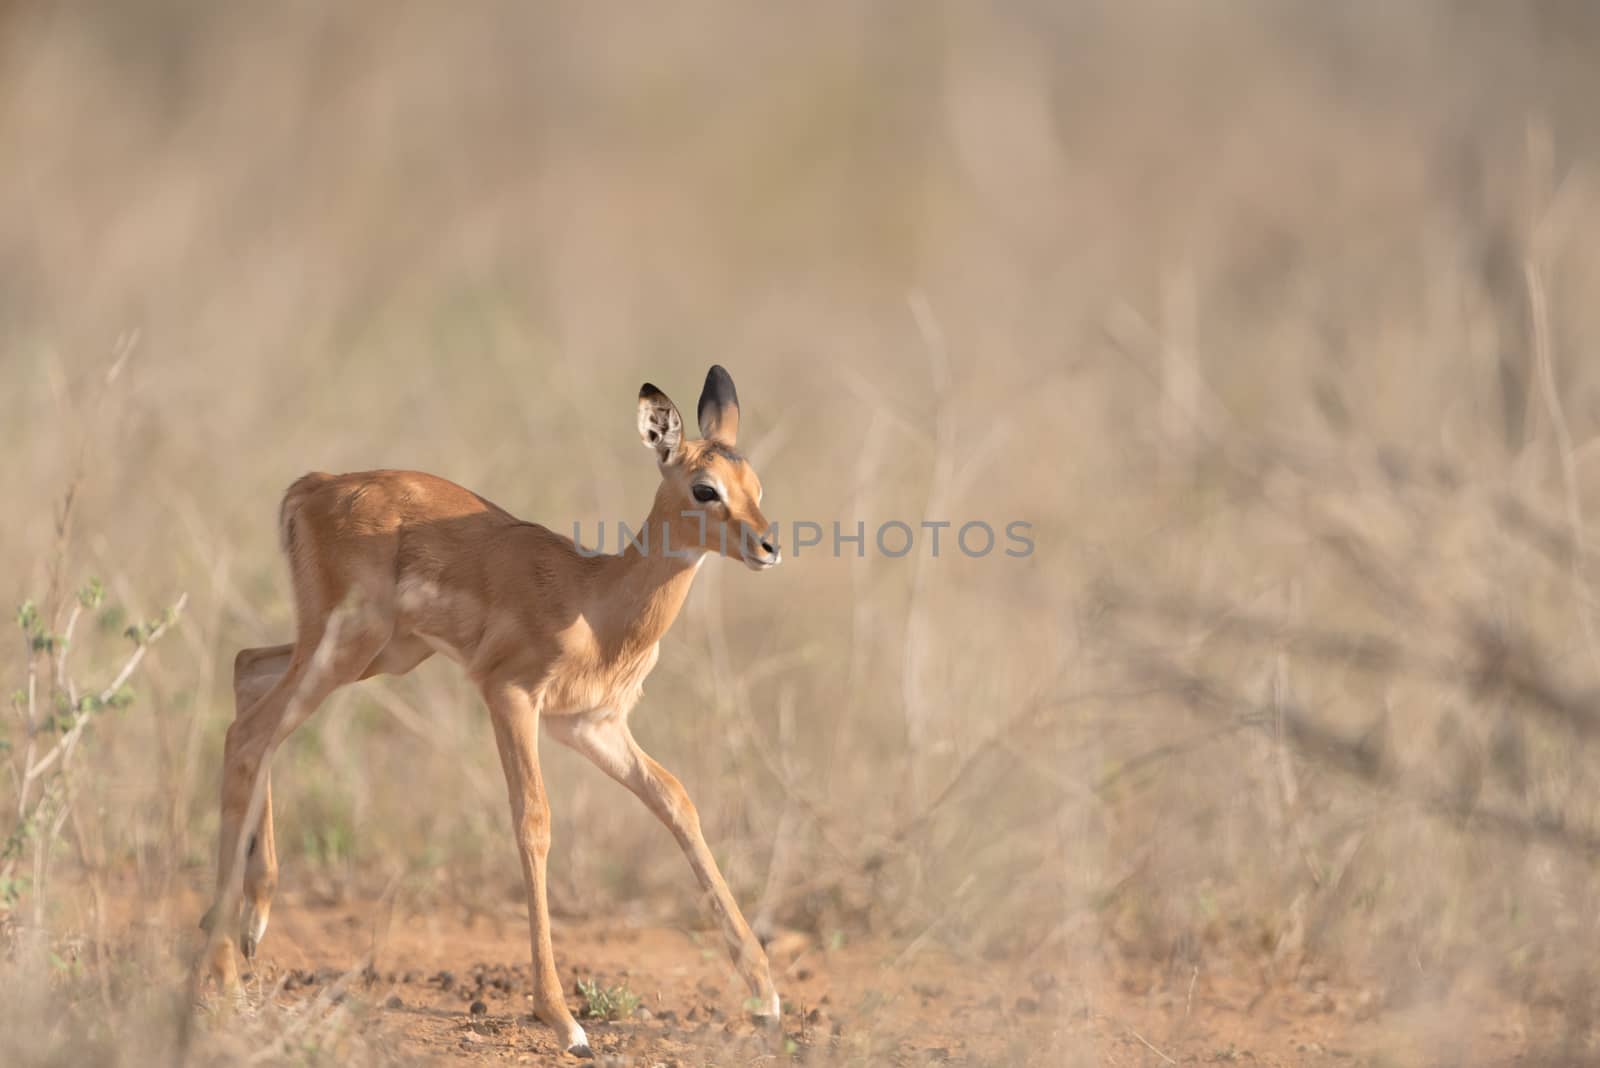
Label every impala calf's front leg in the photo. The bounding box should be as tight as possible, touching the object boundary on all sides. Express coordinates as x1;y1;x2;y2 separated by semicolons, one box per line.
485;683;592;1057
549;714;780;1020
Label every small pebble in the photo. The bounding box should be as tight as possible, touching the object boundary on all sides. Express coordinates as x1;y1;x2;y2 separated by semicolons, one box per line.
470;999;488;1016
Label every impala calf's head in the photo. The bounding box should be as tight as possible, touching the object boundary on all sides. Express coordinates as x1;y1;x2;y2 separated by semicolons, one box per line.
637;365;778;570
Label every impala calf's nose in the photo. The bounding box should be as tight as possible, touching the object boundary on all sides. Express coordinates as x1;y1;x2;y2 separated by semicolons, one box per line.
753;536;781;568
741;528;780;568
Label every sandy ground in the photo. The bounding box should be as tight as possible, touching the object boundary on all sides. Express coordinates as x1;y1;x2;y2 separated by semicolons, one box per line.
160;891;1551;1067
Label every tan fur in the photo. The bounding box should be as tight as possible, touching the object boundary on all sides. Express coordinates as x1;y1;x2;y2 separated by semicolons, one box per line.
206;375;781;1053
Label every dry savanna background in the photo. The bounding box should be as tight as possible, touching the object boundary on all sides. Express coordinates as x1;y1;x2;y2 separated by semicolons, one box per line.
5;3;1600;1066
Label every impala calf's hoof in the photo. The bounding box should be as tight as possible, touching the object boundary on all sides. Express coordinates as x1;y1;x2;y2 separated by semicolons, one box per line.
750;989;782;1026
240;905;269;959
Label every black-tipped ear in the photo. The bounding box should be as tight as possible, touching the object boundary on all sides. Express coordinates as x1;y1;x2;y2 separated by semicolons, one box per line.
637;384;684;464
697;365;740;446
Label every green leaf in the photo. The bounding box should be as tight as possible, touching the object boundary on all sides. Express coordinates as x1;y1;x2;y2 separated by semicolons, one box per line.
2;822;30;860
77;578;106;609
17;600;38;633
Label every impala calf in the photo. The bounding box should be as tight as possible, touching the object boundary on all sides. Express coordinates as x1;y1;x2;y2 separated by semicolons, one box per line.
202;366;781;1056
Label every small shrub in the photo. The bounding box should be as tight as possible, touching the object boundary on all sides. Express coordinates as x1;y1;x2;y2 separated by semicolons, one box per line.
575;978;640;1020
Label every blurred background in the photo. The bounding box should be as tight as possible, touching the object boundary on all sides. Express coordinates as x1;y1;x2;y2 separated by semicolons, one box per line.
5;1;1600;1063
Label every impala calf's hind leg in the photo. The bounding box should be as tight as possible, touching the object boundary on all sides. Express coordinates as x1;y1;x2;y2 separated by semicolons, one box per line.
200;644;292;986
229;645;293;961
207;606;392;989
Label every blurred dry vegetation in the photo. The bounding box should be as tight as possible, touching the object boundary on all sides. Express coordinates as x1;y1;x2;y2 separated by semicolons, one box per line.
5;1;1600;1063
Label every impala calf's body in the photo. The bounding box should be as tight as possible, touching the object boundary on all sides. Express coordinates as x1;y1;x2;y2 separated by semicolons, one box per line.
204;367;780;1056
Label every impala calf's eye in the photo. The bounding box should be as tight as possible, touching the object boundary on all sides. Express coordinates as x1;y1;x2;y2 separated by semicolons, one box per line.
692;484;720;504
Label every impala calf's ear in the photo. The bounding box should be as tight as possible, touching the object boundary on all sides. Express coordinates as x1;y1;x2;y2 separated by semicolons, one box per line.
637;384;684;464
697;364;740;446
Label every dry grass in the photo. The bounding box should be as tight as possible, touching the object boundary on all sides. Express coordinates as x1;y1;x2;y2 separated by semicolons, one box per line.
4;2;1600;1063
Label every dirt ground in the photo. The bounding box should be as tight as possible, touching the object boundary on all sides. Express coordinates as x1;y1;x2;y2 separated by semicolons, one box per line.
160;892;1551;1067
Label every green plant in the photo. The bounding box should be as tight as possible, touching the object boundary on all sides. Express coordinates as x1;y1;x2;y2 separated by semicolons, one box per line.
3;573;184;923
575;978;640;1021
